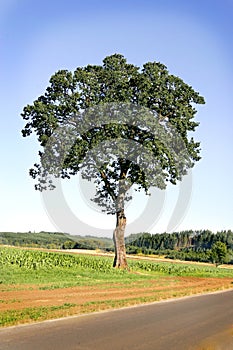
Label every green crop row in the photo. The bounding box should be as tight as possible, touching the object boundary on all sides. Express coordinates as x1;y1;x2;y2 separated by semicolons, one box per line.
0;247;113;272
128;259;233;277
1;246;233;278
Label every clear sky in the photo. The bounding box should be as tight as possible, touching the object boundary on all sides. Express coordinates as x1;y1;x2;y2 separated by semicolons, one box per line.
1;0;233;237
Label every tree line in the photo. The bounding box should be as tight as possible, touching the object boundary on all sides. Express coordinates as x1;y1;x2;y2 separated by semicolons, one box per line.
0;231;113;251
1;230;232;265
125;230;233;265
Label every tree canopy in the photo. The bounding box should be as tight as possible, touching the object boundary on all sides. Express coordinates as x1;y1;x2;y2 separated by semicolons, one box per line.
210;241;228;266
21;54;205;268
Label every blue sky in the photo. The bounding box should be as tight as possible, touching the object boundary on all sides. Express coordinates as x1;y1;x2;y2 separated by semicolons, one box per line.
1;0;233;236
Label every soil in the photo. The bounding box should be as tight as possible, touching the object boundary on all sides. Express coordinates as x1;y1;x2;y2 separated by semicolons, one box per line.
1;276;232;316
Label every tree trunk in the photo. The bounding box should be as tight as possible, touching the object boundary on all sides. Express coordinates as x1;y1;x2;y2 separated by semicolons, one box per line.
113;209;128;269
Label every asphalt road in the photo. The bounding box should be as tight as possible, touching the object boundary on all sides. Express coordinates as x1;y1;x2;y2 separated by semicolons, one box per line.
0;290;233;350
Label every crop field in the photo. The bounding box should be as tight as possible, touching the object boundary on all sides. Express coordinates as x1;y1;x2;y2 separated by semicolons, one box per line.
0;246;233;327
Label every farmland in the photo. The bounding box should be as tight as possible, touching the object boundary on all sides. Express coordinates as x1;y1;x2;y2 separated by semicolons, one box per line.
0;246;233;327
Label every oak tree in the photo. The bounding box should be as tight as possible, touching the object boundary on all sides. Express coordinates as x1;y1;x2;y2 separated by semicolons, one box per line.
21;54;205;268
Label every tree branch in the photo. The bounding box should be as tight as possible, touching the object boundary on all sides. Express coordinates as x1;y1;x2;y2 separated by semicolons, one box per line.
99;170;116;201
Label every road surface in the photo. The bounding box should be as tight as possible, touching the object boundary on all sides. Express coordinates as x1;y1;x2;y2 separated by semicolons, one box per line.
0;290;233;350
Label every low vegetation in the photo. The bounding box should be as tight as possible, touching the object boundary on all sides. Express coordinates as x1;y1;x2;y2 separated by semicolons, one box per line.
1;230;233;266
1;246;233;278
0;246;232;327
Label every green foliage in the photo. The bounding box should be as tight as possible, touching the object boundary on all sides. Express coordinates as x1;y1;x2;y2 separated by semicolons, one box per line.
71;237;114;251
0;231;74;249
210;241;228;266
126;230;233;265
1;247;232;281
2;230;233;266
128;260;233;278
0;231;113;251
165;249;211;263
0;247;113;272
21;54;205;214
126;231;194;251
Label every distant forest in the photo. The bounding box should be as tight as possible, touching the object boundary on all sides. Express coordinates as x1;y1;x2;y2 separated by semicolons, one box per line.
125;230;233;264
126;230;233;251
0;229;233;264
0;231;113;251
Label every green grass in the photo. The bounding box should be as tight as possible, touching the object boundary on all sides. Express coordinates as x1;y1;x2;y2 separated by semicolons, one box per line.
129;259;233;278
0;246;233;327
0;247;155;290
0;303;77;327
0;246;233;288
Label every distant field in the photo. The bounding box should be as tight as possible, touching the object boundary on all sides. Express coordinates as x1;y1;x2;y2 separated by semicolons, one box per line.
0;246;233;327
